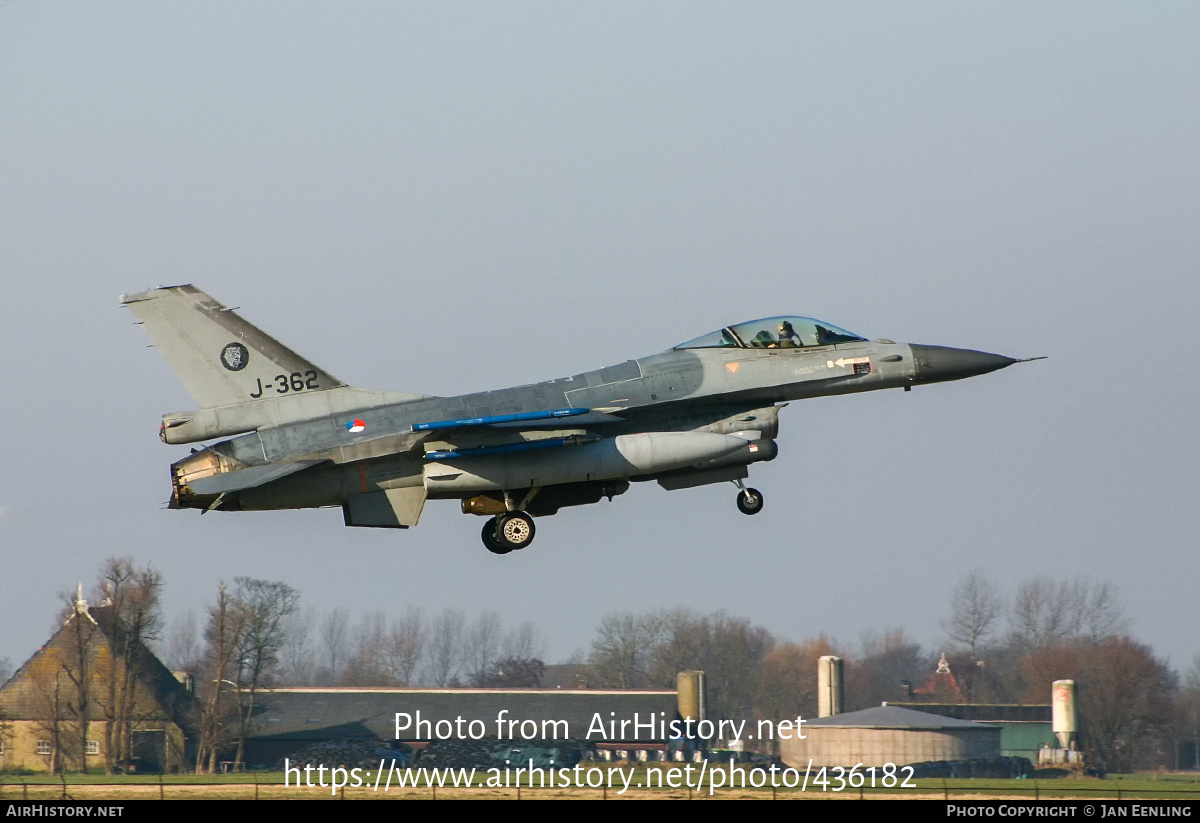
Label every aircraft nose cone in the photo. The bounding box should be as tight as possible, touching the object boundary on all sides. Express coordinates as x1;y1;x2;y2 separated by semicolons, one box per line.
910;344;1016;384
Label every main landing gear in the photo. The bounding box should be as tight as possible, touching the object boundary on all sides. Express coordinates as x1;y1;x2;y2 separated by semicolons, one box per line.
735;484;764;515
481;511;536;554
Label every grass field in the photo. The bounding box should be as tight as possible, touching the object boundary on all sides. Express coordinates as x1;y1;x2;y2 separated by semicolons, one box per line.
2;768;1198;801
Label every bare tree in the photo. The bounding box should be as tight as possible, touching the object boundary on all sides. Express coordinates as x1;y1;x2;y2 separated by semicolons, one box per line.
590;612;657;689
649;609;706;687
343;612;390;685
755;636;839;727
94;558;162;774
426;609;466;686
385;607;425;686
1010;577;1128;650
59;591;102;774
703;613;774;724
1078;581;1129;641
1022;637;1176;772
320;608;349;683
588;609;773;722
1187;657;1200;693
502;621;545;663
195;582;245;773
29;663;67;773
1009;578;1083;650
0;714;14;769
1179;656;1200;770
943;570;1003;658
1078;637;1178;772
230;578;298;768
464;612;502;686
847;628;930;709
588;611;686;690
279;607;317;685
476;657;547;688
164;612;200;672
459;619;548;688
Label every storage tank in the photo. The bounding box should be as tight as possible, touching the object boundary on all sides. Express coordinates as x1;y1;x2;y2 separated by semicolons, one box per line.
817;655;844;718
677;670;707;724
1052;680;1077;750
779;705;1001;769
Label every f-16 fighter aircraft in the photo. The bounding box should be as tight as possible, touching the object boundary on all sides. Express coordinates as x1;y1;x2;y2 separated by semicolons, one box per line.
122;286;1037;554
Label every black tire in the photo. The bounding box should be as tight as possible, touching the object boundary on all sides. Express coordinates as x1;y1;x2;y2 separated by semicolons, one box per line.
736;488;764;515
495;511;536;550
482;518;512;554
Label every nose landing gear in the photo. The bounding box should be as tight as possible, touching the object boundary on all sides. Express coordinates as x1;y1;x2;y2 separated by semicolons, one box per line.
482;511;536;554
735;485;764;515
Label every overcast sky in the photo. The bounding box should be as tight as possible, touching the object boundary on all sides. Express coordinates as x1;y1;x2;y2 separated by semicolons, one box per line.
2;3;1197;677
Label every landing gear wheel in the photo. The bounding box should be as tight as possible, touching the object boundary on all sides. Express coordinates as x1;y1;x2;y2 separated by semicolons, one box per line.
736;488;764;515
482;518;511;554
495;511;536;550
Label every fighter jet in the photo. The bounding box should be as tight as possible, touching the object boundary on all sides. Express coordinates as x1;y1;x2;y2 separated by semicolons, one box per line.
121;285;1037;554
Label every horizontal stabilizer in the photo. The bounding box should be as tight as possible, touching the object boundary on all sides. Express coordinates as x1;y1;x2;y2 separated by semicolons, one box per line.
187;460;324;495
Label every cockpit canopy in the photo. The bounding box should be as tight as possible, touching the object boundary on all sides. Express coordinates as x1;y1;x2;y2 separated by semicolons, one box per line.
674;316;867;350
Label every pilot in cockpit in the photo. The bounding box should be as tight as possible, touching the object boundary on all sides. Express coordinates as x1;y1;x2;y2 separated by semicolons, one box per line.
777;320;800;348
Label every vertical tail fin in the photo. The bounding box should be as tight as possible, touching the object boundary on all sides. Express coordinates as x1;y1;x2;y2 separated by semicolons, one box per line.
121;285;344;409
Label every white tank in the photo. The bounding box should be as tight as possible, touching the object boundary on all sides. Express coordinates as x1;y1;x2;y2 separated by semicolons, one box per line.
1052;680;1077;749
818;656;844;718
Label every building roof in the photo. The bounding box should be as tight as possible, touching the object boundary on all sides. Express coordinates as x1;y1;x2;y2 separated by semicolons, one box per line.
0;604;198;735
806;705;997;730
884;702;1052;723
908;653;966;703
250;687;680;742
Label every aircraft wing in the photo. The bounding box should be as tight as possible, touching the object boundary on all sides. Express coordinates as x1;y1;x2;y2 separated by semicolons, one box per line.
187;460;325;495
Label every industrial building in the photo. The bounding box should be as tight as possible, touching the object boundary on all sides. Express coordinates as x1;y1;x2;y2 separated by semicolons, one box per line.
784;654;1069;770
244;686;682;767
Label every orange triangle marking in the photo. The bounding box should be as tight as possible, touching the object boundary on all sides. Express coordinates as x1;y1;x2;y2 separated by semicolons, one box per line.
726;362;739;373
